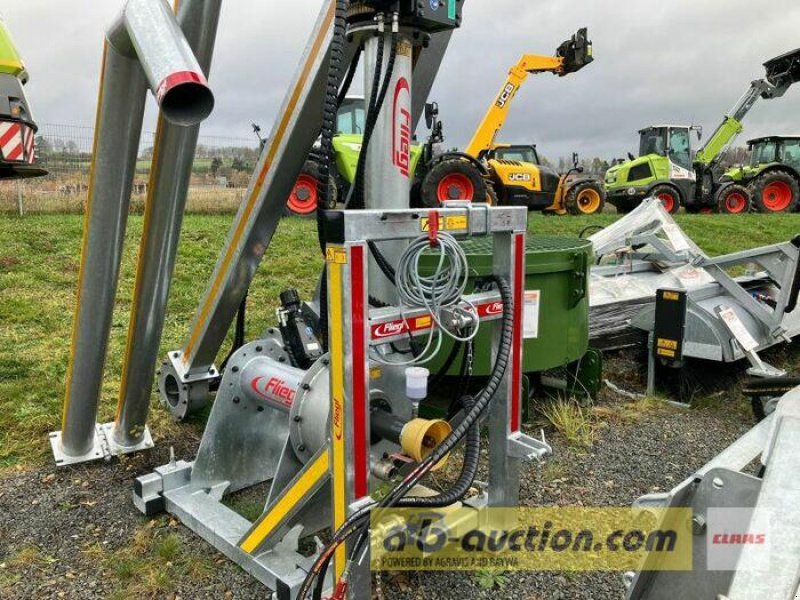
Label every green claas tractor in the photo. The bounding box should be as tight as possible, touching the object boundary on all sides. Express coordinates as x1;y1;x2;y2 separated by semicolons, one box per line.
605;47;800;215
286;96;423;216
718;136;800;213
0;14;46;180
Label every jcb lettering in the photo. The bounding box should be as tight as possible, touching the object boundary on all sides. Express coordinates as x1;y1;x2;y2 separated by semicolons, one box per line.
496;83;516;108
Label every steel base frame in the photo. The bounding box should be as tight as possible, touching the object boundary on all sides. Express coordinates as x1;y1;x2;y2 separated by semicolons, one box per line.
136;205;549;599
49;423;153;467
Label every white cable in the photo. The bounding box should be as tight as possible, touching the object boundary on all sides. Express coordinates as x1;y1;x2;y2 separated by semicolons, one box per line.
375;233;480;364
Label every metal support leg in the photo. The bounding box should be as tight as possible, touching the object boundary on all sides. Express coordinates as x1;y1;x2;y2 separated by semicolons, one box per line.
647;332;656;397
327;242;372;597
489;231;524;508
53;0;213;465
111;0;223;452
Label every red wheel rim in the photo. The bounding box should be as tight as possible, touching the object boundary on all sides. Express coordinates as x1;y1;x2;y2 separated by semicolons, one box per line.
725;191;748;214
762;181;793;212
657;192;676;213
437;173;475;203
288;174;319;215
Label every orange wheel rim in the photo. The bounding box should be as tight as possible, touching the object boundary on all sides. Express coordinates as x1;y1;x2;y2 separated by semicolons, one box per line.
657;192;676;213
437;173;475;203
762;181;793;212
725;191;748;214
288;174;319;215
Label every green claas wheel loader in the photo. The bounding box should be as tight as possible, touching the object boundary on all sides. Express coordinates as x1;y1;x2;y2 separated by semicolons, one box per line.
605;47;800;214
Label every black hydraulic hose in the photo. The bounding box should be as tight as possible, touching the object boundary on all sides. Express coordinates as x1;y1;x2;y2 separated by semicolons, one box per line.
337;43;363;109
369;240;397;283
317;1;347;215
346;33;384;209
350;31;398;209
379;276;513;507
315;0;348;351
300;276;515;599
310;395;482;600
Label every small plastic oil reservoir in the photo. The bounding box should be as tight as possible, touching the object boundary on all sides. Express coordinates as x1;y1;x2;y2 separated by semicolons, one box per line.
405;367;430;412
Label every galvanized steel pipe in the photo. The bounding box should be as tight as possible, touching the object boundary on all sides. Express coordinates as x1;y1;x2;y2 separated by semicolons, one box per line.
112;0;222;450
107;0;214;126
58;0;214;460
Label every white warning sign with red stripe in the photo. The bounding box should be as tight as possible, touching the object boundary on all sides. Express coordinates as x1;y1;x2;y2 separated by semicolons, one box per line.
23;125;35;164
0;121;24;162
0;120;35;163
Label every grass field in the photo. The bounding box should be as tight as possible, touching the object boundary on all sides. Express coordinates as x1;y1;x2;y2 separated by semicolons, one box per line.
1;212;800;472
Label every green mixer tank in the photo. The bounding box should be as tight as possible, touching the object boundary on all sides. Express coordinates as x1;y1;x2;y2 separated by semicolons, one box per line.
420;235;592;377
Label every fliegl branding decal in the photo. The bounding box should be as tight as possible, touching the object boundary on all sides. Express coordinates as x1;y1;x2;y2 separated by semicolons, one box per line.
393;77;412;178
332;396;343;441
496;83;517;108
251;376;296;408
480;302;504;317
373;320;409;339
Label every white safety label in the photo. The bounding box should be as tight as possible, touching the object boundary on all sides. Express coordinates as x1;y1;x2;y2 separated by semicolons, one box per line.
524;290;541;339
719;307;759;352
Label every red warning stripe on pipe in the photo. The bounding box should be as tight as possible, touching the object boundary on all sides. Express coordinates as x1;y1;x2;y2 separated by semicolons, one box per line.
0;121;23;162
155;70;208;105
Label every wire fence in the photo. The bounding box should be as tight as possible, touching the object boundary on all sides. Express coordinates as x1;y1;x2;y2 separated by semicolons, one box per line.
0;123;261;215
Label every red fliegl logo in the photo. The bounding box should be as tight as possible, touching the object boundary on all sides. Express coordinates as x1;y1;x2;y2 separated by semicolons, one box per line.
392;77;411;177
373;321;409;339
251;376;296;408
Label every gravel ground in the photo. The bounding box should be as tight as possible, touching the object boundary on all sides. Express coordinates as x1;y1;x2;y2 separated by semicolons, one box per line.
385;404;750;600
0;360;753;600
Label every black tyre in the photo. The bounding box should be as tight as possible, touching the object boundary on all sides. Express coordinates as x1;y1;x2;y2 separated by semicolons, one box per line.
742;376;800;421
420;158;488;208
485;182;499;206
650;184;681;214
716;184;752;215
612;198;639;214
285;159;338;217
750;170;800;213
565;181;606;216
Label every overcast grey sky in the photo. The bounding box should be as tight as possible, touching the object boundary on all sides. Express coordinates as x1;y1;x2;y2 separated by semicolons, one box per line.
5;0;800;159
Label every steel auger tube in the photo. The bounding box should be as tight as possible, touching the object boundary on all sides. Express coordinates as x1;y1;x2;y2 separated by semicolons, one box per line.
112;0;222;450
56;0;214;461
